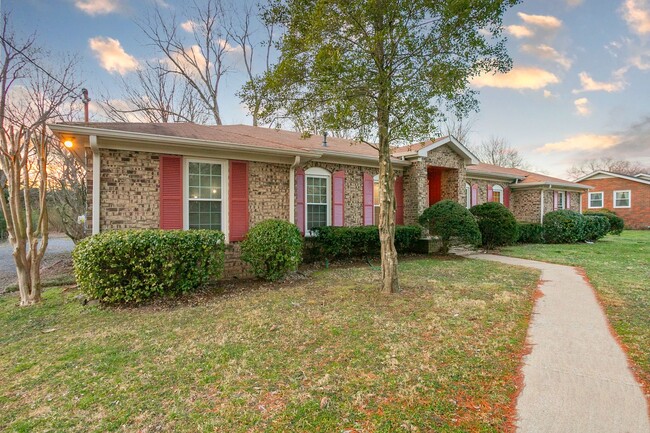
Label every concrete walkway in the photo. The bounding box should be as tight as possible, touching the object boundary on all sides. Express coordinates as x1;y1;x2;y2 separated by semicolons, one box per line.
464;253;650;433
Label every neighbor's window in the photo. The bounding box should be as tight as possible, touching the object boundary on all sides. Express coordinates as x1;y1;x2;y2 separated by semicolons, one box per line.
305;167;331;233
465;183;471;208
614;190;631;208
373;175;380;224
557;191;566;210
492;185;503;204
588;192;603;208
187;160;224;230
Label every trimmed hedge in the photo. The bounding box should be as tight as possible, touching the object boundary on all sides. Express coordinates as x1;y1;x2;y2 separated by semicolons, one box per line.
311;225;422;260
73;229;225;304
516;223;544;244
419;199;481;254
584;209;624;235
240;219;303;281
470;202;518;249
582;215;611;242
542;210;586;244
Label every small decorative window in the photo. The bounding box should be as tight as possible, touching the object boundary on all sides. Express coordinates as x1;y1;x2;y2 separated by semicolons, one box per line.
556;191;566;210
613;190;631;208
588;192;603;208
465;183;471;208
187;160;224;230
305;167;331;233
373;175;380;224
492;185;503;204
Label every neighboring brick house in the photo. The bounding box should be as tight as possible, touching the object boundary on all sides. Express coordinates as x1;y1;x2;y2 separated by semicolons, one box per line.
49;122;589;250
575;171;650;229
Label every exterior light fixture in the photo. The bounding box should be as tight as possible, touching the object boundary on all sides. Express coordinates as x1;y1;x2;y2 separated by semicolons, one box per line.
63;140;74;148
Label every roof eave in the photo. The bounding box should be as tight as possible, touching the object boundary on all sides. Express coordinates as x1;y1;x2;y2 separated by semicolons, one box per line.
510;181;591;190
466;170;526;181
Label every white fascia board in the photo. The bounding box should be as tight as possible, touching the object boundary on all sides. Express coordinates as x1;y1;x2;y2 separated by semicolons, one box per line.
466;171;525;182
510;182;591;191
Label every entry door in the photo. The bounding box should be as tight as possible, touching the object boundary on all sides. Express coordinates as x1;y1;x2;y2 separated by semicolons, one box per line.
428;167;442;206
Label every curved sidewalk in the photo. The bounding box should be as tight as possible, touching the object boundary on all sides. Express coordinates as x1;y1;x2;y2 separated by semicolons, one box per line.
464;253;650;433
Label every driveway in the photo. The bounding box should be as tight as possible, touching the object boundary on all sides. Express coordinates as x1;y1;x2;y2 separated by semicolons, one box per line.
0;235;75;287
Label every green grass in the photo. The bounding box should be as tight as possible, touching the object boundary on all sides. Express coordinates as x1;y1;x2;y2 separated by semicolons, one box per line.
502;231;650;389
0;257;539;432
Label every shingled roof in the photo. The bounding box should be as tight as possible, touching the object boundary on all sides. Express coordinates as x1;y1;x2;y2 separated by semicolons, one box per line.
467;162;589;189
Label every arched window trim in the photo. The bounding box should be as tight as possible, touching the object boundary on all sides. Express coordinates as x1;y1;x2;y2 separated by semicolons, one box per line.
492;184;504;204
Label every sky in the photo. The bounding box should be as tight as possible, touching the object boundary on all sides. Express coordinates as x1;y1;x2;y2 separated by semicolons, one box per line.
4;0;650;178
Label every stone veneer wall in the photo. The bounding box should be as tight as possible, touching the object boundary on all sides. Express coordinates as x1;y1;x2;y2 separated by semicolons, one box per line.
98;149;160;230
511;189;542;223
403;145;466;225
248;161;291;226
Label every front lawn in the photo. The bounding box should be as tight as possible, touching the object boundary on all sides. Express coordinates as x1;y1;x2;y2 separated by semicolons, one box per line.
502;231;650;391
0;257;538;432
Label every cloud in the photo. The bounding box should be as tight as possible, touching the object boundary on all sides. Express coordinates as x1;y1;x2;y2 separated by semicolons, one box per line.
74;0;123;15
521;44;572;69
543;90;555;98
536;134;621;153
472;66;559;90
622;0;650;35
89;37;139;75
506;25;533;38
573;71;625;93
566;0;583;6
574;98;590;116
518;12;562;29
180;20;196;33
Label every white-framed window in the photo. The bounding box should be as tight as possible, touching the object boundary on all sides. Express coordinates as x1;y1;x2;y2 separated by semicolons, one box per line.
373;175;380;224
557;191;566;210
588;192;603;209
305;167;331;234
492;185;504;204
613;190;631;208
184;158;228;236
465;183;471;208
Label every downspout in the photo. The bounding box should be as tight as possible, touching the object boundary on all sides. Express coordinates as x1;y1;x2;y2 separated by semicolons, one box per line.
289;156;301;224
539;188;544;224
90;135;100;235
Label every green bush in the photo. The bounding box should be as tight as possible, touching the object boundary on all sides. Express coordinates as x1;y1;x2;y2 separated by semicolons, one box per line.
584;209;624;235
582;215;611;242
311;225;422;260
516;223;544;244
240;219;303;281
73;229;225;304
470;202;518;250
418;199;481;254
542;210;585;244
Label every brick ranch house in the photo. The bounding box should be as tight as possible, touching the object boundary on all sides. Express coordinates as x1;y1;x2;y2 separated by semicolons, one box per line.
49;123;589;272
576;171;650;229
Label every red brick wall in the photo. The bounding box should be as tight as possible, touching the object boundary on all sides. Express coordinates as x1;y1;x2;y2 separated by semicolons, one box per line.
578;178;650;229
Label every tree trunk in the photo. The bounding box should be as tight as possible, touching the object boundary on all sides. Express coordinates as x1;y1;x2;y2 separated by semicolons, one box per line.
378;143;399;293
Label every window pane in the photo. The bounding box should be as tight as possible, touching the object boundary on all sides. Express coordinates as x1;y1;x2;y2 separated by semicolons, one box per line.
373;181;379;205
307;204;327;231
188;200;221;230
493;191;501;203
615;192;630;207
590;193;602;207
306;177;327;204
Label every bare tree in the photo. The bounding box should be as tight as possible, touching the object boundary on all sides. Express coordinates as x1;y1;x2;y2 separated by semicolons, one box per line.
99;61;211;123
229;3;276;126
0;14;80;305
567;157;649;179
470;136;529;169
442;115;475;146
139;0;232;125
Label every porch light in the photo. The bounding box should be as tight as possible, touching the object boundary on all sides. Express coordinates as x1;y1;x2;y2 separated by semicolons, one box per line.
63;140;74;149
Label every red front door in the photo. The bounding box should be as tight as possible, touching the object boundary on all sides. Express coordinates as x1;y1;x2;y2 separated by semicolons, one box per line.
428;167;442;206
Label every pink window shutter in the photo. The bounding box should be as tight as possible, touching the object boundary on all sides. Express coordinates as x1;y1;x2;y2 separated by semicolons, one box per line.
395;176;404;225
487;185;493;202
553;191;558;210
363;173;374;225
504;187;511;208
229;161;249;242
566;192;571;209
332;171;345;226
471;184;478;206
295;168;305;234
159;155;183;230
